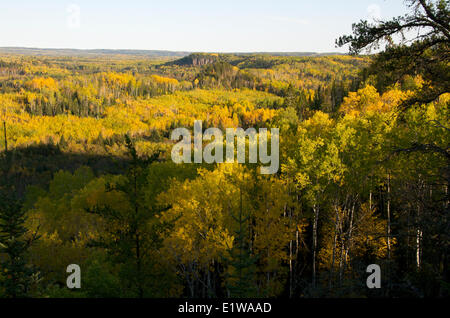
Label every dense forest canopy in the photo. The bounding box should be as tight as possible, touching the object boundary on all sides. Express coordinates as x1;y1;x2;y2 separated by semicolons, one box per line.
0;0;449;299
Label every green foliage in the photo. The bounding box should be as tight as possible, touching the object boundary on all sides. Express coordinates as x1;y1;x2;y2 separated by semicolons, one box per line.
0;29;448;298
0;192;40;297
337;0;449;107
223;188;258;298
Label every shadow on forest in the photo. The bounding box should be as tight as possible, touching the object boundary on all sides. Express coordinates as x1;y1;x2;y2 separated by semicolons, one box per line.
0;144;130;197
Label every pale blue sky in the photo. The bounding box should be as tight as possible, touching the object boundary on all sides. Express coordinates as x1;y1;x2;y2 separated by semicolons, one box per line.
0;0;407;52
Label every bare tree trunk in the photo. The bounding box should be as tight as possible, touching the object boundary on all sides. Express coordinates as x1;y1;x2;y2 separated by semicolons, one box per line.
285;201;294;298
3;121;7;153
445;185;449;209
416;204;422;270
312;204;319;288
343;201;355;274
387;173;391;262
386;172;392;295
329;203;339;290
289;238;293;298
339;234;344;285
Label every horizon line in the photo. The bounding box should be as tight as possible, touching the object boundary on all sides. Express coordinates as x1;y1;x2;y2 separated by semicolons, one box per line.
0;46;350;55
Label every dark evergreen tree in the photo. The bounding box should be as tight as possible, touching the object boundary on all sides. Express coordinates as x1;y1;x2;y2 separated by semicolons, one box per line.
86;135;161;298
0;191;39;298
224;188;258;298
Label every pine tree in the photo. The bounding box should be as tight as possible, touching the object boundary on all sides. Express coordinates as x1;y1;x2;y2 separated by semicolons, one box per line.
224;187;258;298
86;135;160;298
312;85;324;111
0;192;39;298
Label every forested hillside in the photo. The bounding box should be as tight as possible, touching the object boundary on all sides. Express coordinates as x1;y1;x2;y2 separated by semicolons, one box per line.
0;0;448;299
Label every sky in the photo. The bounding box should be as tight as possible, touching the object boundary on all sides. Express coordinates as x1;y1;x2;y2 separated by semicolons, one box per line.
0;0;408;53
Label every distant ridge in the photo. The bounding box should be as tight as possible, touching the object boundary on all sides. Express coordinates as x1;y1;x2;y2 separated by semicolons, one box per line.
0;47;347;58
231;52;347;57
0;47;191;57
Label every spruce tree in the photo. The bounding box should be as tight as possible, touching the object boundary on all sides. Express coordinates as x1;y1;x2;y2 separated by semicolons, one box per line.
0;192;37;298
86;135;160;298
224;187;258;298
